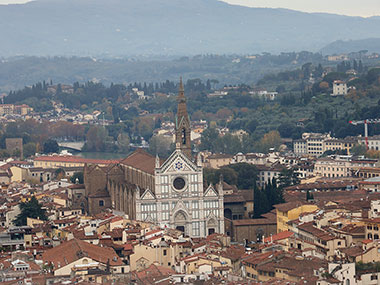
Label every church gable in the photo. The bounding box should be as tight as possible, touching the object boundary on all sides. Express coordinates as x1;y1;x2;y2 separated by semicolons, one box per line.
204;185;218;197
140;189;155;200
172;200;190;214
107;163;123;174
159;150;197;174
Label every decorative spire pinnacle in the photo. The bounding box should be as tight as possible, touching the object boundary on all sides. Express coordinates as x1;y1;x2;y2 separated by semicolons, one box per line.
177;77;186;103
197;152;202;167
155;154;160;168
179;76;184;92
175;77;192;158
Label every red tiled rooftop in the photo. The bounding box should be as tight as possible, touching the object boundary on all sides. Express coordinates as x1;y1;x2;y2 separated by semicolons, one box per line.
35;155;118;165
264;231;294;243
120;149;162;175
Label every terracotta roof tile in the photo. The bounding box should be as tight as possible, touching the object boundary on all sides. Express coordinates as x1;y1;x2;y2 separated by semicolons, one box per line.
35;155;118;165
264;231;294;243
120;149;158;175
41;238;123;267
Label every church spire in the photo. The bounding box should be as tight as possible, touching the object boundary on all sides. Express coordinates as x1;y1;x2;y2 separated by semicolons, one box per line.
175;77;192;158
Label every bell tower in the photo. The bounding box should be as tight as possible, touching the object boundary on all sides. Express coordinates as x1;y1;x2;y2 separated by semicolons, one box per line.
175;77;192;158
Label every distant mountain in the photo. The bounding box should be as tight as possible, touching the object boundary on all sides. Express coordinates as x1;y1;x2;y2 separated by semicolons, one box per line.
320;38;380;55
0;0;380;56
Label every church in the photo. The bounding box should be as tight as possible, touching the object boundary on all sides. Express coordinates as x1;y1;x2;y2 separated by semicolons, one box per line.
84;79;225;237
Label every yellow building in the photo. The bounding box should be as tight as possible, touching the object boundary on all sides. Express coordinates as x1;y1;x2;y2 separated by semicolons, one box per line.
181;255;224;275
10;166;28;182
275;202;319;233
323;139;355;155
34;156;118;169
205;153;233;169
130;242;183;271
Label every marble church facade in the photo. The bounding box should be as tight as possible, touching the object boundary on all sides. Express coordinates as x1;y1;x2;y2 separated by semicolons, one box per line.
84;79;225;237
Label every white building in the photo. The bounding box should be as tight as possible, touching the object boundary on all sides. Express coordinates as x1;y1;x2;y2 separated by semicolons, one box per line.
332;80;348;96
358;135;380;151
293;139;307;155
369;200;380;218
135;80;225;237
250;90;278;101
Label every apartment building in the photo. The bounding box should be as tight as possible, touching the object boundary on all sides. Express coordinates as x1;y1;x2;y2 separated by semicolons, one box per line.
314;157;377;178
323;138;355;155
294;133;356;157
358;135;380;151
314;158;351;178
332;80;347;96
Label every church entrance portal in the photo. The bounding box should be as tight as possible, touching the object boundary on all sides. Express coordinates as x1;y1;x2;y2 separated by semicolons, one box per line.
174;211;188;235
176;226;185;232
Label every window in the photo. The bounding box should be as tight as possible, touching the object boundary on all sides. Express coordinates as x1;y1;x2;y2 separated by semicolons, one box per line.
192;201;199;219
173;177;186;190
205;200;219;217
141;203;157;221
163;249;167;256
192;222;200;236
160;175;168;184
162;203;169;221
161;185;169;198
99;200;104;207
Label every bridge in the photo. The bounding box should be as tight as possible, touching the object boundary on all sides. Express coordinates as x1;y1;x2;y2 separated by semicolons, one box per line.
58;141;85;152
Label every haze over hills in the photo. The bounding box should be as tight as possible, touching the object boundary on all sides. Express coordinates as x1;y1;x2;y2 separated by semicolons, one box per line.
0;0;380;57
320;38;380;55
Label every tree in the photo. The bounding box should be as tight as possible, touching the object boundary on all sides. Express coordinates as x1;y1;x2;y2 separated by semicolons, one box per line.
14;196;47;226
254;186;269;218
43;139;59;154
148;135;173;158
319;81;329;91
70;172;84;184
117;133;130;153
226;163;258;190
23;142;37;158
350;144;367;156
203;167;238;187
256;130;282;153
277;168;300;189
84;125;108;152
245;119;258;134
55;168;65;180
199;128;219;152
254;178;285;218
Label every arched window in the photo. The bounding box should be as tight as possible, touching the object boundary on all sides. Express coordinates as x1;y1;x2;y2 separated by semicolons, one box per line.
182;128;186;145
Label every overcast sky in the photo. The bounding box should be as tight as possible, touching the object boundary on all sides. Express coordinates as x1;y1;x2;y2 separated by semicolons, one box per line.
0;0;379;17
222;0;380;17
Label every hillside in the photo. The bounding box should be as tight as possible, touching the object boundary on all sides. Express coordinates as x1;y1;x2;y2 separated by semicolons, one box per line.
321;38;380;55
0;0;380;56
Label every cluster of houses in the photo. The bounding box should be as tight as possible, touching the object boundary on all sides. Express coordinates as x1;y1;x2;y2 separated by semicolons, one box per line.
0;139;379;283
0;103;33;118
2;160;380;283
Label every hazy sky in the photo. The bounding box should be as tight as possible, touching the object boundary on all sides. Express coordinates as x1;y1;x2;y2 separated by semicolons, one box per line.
223;0;380;17
0;0;379;17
